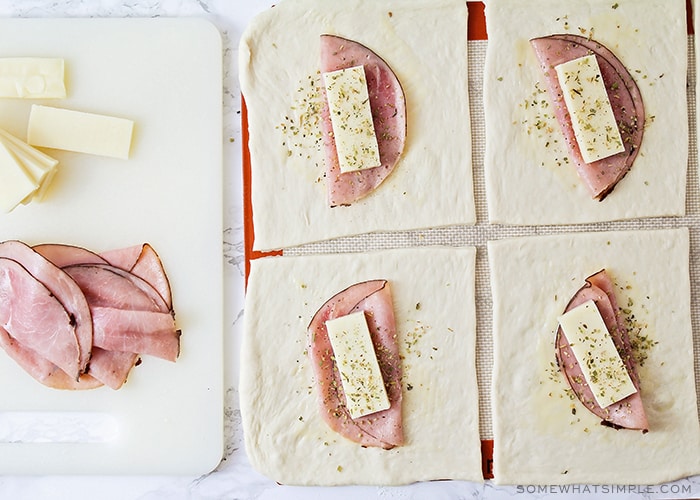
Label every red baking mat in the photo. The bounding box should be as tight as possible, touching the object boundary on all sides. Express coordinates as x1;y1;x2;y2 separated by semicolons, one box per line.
241;0;693;482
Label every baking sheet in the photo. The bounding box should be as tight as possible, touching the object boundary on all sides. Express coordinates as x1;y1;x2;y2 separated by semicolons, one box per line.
243;1;699;481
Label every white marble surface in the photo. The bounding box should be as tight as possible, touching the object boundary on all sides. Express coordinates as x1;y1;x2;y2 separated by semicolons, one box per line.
0;0;697;498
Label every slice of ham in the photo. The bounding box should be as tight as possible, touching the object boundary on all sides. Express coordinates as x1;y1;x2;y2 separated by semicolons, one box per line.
130;244;173;311
99;244;143;270
0;328;102;390
0;257;82;380
99;243;173;311
320;34;407;207
308;280;403;449
91;307;180;362
0;240;92;375
555;269;648;431
64;264;169;314
530;34;644;200
33;243;108;268
87;347;138;390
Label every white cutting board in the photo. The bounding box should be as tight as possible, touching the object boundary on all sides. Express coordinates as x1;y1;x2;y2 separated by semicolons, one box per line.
0;18;223;475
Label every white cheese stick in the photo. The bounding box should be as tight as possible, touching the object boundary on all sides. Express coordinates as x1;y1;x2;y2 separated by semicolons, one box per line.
323;65;381;173
0;57;66;98
325;311;390;419
558;299;636;408
27;105;134;159
555;55;625;164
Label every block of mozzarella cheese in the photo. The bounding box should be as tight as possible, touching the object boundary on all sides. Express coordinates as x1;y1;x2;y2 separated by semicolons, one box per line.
322;65;381;173
0;58;66;98
27;105;134;159
555;54;625;163
325;310;390;419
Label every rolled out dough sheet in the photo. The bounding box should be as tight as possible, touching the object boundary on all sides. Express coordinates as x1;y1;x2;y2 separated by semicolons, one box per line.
488;228;700;485
240;247;482;485
483;0;687;224
240;0;474;251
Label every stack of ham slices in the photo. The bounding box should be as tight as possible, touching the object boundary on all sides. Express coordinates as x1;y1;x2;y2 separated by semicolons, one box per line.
0;240;179;390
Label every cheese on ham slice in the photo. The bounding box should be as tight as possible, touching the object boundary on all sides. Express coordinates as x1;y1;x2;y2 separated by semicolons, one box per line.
530;34;644;201
308;279;403;449
320;35;406;207
556;269;648;431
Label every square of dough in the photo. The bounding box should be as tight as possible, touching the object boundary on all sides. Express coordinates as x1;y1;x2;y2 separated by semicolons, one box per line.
241;247;482;485
488;228;700;485
240;0;474;251
484;0;687;224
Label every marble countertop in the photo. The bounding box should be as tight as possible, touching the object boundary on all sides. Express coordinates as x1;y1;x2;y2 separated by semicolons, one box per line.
0;0;698;498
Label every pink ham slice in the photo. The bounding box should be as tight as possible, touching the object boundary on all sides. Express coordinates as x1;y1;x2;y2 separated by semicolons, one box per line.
0;258;82;380
130;244;173;311
555;269;648;431
308;280;403;449
99;244;143;270
87;347;138;390
320;34;407;207
33;243;108;268
64;264;169;314
530;34;644;200
99;243;173;311
91;307;180;362
0;328;102;390
64;265;179;362
0;240;92;375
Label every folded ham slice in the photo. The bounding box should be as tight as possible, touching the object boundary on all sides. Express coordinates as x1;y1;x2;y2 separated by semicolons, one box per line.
0;240;92;375
530;34;644;200
100;243;173;311
99;244;144;270
308;280;403;449
91;307;180;362
0;328;102;390
33;243;108;268
64;264;169;314
320;35;407;207
555;270;648;431
86;347;137;390
130;244;173;311
0;257;82;380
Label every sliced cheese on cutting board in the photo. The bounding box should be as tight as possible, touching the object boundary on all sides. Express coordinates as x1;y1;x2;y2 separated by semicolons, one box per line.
0;57;66;99
27;104;134;159
0;18;223;476
0;140;38;212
